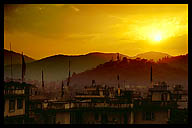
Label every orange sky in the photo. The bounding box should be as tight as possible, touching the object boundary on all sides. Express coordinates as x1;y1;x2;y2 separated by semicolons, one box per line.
4;4;188;60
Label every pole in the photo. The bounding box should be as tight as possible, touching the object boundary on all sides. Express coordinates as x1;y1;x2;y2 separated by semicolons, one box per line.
10;42;13;81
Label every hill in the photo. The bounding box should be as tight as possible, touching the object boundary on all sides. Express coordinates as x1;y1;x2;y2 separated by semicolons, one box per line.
4;52;127;81
68;54;188;90
132;51;171;61
4;49;35;65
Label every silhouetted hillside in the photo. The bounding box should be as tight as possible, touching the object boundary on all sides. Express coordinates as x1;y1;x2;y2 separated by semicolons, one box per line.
157;54;188;71
4;52;127;81
4;49;35;65
68;54;188;89
132;51;171;61
4;50;187;90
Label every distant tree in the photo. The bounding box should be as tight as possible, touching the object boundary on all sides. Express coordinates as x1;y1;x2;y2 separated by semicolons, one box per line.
149;59;154;63
122;57;128;62
72;72;76;77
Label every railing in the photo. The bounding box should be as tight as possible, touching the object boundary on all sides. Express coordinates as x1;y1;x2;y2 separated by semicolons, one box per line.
46;102;133;110
149;87;168;91
4;89;25;95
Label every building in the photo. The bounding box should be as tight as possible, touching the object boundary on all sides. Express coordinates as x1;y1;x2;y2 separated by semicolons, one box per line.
4;81;35;124
31;81;178;124
4;81;187;124
133;82;174;124
168;84;188;124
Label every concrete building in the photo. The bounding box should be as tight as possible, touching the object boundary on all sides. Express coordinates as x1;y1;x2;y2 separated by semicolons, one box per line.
4;81;187;124
32;82;181;124
4;81;36;124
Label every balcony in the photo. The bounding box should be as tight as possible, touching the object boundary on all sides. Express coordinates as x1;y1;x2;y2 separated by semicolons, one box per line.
4;89;25;95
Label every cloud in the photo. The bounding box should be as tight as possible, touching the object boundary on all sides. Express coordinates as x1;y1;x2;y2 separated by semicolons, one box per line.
70;6;80;12
108;15;125;20
64;33;99;40
53;4;80;12
54;4;66;7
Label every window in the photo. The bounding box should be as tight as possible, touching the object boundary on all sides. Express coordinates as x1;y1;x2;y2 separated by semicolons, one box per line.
4;99;5;112
9;99;15;112
101;113;108;123
161;93;167;101
143;112;155;120
95;113;99;120
17;98;23;109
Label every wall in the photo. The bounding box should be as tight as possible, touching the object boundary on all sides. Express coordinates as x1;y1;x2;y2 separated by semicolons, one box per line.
72;110;131;124
4;98;25;117
55;111;70;124
152;92;161;101
134;110;168;124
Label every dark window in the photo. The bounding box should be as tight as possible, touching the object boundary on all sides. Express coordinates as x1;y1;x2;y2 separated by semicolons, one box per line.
152;112;155;120
9;99;15;112
179;95;182;99
95;113;99;120
143;112;155;120
101;113;108;123
17;98;23;109
161;93;168;101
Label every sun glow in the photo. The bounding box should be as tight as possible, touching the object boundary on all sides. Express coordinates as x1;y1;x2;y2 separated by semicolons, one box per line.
4;4;188;59
153;34;162;42
147;30;163;43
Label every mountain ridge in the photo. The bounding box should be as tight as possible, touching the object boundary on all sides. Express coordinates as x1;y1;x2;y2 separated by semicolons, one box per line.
4;52;126;81
4;49;35;65
131;51;171;61
67;54;188;90
4;50;186;84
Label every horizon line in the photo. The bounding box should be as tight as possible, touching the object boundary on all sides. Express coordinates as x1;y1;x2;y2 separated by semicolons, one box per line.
4;48;188;60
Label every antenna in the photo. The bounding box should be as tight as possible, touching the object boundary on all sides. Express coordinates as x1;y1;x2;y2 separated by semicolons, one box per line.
21;52;26;83
124;80;125;89
117;74;120;88
61;80;64;97
10;42;13;81
67;60;71;86
42;70;44;89
150;65;153;87
117;74;120;96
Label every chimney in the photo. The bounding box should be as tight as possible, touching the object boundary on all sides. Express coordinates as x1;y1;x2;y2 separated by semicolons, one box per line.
117;53;120;61
92;80;95;87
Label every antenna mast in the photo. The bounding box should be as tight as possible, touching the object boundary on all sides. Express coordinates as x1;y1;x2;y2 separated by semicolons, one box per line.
150;65;153;87
42;70;44;90
67;60;71;86
10;42;13;81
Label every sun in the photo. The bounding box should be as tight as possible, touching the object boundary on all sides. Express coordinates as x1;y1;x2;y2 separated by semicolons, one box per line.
154;34;162;41
153;34;162;42
149;32;163;43
145;28;164;43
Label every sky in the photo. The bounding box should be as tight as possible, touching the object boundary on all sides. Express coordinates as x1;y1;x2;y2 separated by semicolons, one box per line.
4;4;188;60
